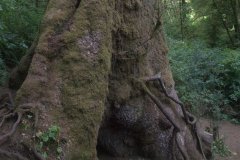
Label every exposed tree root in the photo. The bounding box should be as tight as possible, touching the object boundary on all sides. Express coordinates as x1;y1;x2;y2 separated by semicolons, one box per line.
0;93;43;160
32;148;45;160
1;75;210;160
0;112;17;128
0;148;28;160
138;80;181;131
139;72;208;160
138;80;189;159
0;112;22;145
175;130;190;160
22;143;45;160
143;72;190;123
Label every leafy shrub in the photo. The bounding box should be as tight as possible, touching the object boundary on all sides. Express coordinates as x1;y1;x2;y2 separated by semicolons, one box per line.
36;125;62;159
212;138;231;157
168;38;240;120
0;0;47;67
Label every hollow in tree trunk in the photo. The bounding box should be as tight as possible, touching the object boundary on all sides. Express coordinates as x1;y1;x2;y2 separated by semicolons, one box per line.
0;0;212;160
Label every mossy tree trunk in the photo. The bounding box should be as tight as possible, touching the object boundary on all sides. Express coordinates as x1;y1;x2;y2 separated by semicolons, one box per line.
1;0;211;160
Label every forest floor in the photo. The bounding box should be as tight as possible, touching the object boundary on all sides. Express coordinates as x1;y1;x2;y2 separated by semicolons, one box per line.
1;86;240;160
199;119;240;160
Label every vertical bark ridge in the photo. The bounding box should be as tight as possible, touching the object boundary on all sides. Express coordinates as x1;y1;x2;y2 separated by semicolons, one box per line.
14;0;112;159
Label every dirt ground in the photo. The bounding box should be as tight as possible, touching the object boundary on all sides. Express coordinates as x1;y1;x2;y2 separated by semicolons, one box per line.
199;119;240;160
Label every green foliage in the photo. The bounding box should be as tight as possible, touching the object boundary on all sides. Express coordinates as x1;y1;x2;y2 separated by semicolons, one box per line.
212;138;231;157
163;0;240;47
0;0;47;67
36;125;62;159
37;125;60;143
164;0;240;122
191;0;237;47
168;38;240;120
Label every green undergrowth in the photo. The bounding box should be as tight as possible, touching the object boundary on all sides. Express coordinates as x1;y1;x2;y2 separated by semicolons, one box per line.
212;138;231;157
0;0;47;67
168;38;240;122
36;125;62;159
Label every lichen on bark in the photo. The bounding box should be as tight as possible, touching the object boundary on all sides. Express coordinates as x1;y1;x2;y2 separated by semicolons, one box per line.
1;0;212;160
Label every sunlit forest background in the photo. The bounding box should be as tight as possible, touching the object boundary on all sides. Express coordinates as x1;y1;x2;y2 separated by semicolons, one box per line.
0;0;239;124
163;0;240;124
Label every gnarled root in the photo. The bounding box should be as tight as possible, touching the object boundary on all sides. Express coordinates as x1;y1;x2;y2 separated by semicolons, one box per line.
138;72;210;160
0;148;28;160
0;112;22;145
0;93;43;160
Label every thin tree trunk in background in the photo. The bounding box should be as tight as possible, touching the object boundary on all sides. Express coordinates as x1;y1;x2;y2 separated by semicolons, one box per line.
230;0;240;40
35;0;39;7
179;0;184;41
180;0;187;41
236;0;240;39
213;0;235;47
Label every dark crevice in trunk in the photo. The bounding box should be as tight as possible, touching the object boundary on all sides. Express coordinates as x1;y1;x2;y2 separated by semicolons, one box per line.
75;0;81;8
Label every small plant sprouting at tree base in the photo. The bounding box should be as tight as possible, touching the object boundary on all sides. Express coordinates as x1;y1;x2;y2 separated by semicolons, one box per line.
0;0;212;160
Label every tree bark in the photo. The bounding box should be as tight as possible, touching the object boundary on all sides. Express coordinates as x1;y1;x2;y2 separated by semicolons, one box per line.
212;0;235;47
236;0;240;39
179;0;186;41
230;0;240;41
1;0;211;160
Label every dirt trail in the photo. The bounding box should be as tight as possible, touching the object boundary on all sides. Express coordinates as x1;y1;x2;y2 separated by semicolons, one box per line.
200;119;240;160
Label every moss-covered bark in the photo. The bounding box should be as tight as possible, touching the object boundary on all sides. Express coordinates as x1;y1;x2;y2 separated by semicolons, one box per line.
14;0;112;159
1;0;211;160
97;0;209;160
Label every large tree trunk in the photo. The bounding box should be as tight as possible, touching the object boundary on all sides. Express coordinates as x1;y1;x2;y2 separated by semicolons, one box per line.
1;0;211;160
